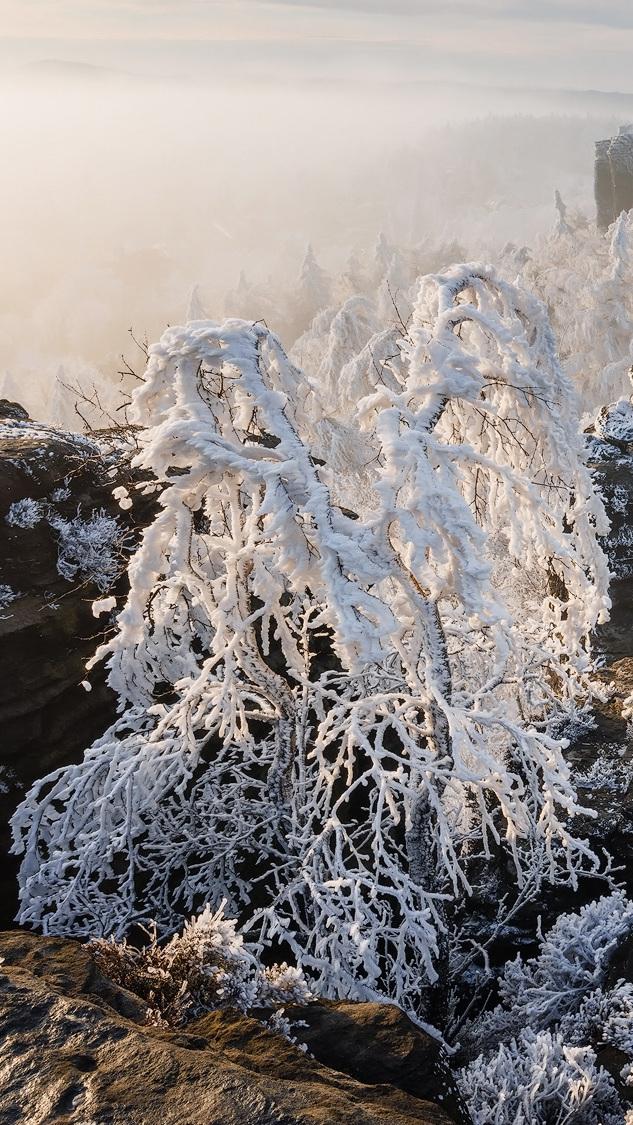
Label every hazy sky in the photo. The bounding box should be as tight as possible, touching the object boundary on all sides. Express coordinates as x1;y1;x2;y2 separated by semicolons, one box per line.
2;0;633;424
3;0;633;91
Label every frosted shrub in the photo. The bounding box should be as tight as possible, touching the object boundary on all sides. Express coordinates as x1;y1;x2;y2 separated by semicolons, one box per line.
459;1030;621;1125
6;498;46;528
0;584;18;612
464;893;633;1052
500;893;633;1023
12;266;610;1018
458;894;633;1124
561;982;633;1055
89;902;312;1028
49;508;125;590
256;963;315;1007
5;489;127;591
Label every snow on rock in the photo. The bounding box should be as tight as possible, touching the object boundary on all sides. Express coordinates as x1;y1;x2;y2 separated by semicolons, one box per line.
0;407;159;930
587;436;633;659
595;399;633;449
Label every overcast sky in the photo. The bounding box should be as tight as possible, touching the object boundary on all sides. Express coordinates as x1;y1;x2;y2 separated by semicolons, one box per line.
2;0;633;91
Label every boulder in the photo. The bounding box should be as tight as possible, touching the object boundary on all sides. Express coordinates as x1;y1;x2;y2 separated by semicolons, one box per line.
0;929;463;1125
278;1000;469;1125
0;403;158;929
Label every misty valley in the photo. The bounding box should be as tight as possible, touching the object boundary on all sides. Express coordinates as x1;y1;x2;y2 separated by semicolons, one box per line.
5;69;633;1125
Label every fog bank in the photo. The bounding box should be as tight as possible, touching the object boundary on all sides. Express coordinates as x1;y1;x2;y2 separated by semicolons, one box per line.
1;65;632;422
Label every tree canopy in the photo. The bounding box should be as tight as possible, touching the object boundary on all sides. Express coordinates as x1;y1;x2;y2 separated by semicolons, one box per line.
12;263;610;1019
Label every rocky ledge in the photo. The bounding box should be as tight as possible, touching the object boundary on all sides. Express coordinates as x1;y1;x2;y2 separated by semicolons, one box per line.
0;402;159;929
0;929;467;1125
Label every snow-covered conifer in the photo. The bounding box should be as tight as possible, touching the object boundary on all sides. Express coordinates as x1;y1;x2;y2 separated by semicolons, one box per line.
297;245;332;320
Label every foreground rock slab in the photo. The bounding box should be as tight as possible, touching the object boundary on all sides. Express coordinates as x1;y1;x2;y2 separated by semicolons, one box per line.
0;930;463;1125
0;404;158;929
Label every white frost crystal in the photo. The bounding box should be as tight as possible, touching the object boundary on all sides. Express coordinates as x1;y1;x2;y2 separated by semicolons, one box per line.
49;509;123;590
5;498;46;528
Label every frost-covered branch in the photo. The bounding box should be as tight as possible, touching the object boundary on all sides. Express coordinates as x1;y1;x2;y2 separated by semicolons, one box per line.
11;266;611;1020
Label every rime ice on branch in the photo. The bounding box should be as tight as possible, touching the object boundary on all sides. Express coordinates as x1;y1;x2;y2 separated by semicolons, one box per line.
11;266;611;1019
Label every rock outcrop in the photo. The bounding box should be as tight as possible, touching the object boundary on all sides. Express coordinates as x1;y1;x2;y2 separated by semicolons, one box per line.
595;128;633;231
560;431;633;893
0;929;465;1125
589;431;633;663
279;1001;469;1125
0;403;158;929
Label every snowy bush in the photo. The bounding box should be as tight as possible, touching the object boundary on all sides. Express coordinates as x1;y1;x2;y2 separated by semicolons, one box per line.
11;265;610;1019
89;902;312;1028
5;490;127;593
6;498;46;528
456;893;633;1123
0;584;18;612
561;982;633;1055
465;893;633;1051
49;508;125;590
459;1029;621;1125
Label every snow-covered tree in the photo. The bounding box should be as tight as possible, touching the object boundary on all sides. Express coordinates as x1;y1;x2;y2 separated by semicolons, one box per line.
519;205;633;412
224;270;279;331
296;245;332;321
11;264;610;1020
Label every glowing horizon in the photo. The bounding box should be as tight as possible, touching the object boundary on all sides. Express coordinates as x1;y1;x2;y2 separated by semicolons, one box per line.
3;1;633;93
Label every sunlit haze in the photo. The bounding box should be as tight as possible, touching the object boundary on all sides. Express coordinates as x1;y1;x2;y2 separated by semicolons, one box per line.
2;0;633;419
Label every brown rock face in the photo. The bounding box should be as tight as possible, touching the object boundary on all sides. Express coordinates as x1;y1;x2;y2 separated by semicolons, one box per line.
0;404;157;930
0;930;464;1125
595;131;633;231
558;435;633;894
589;436;633;663
278;1001;469;1125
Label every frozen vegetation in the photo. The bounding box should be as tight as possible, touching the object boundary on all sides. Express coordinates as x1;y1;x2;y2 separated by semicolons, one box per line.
7;90;633;1122
89;902;312;1029
11;263;611;1014
458;893;633;1125
5;496;126;589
